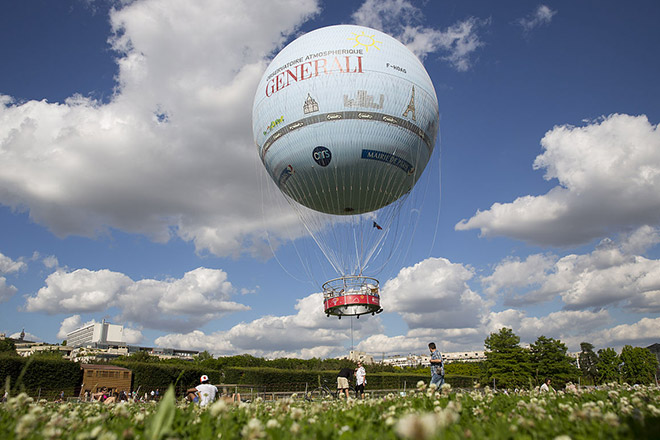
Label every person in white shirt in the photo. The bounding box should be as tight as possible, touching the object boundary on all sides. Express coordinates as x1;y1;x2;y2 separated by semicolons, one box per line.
540;378;555;393
355;362;366;399
195;374;218;407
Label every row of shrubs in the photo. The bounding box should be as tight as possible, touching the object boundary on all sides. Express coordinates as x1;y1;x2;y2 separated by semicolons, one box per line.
1;355;478;398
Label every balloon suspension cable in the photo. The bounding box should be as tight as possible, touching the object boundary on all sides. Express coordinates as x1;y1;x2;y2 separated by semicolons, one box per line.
351;317;354;351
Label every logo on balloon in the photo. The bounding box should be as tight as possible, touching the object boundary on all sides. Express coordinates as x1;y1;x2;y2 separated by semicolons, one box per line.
313;146;332;167
278;164;294;187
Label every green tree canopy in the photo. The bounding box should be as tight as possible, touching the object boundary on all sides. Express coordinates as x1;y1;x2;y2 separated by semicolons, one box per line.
193;350;213;363
578;342;599;385
121;351;158;363
0;338;17;356
529;336;579;388
620;345;658;385
596;347;620;384
484;328;531;389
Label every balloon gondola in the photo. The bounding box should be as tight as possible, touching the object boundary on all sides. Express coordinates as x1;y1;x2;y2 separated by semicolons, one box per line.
322;276;383;318
252;25;440;317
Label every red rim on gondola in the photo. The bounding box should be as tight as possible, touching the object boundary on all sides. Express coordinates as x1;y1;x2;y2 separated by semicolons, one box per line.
323;275;383;318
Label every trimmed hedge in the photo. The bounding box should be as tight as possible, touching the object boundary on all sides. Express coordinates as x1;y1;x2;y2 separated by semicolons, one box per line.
222;367;478;391
0;355;81;399
111;361;223;392
1;356;480;399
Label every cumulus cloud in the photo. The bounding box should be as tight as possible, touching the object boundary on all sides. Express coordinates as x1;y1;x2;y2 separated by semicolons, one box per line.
481;253;557;299
57;314;143;343
383;257;491;330
518;5;557;32
456;114;660;246
351;0;488;69
0;277;18;303
57;315;89;339
479;227;660;312
42;255;59;269
26;267;249;333
579;317;660;350
0;0;319;258
9;331;40;342
0;252;26;274
155;292;383;358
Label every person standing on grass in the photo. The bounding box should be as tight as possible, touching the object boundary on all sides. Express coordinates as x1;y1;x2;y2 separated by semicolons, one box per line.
428;342;444;388
355;362;366;399
337;366;353;399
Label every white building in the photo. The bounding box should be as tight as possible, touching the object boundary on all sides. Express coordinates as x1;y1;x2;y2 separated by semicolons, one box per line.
67;320;126;348
443;351;486;363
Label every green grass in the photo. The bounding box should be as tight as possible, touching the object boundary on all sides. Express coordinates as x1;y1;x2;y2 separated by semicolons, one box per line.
1;382;659;439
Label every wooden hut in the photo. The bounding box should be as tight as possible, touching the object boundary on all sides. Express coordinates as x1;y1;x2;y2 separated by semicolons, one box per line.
80;364;132;395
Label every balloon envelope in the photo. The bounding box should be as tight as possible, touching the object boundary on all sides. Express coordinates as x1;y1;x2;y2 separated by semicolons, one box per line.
253;25;439;216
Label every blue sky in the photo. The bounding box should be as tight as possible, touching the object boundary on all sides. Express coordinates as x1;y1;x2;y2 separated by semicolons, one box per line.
1;0;659;358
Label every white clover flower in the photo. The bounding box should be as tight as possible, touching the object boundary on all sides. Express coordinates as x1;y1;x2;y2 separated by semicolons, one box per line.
15;413;38;440
290;422;300;434
266;419;280;429
339;425;350;434
441;383;452;395
553;436;571;440
603;412;619;427
395;412;437;440
385;416;396;426
98;431;118;440
209;399;228;417
648;404;660;417
416;380;426;391
290;407;304;420
241;418;265;440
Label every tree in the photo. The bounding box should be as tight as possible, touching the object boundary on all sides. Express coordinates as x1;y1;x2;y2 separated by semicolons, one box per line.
529;336;580;388
620;345;658;385
484;328;531;389
122;351;158;363
596;347;620;384
0;338;17;356
194;350;213;363
578;342;599;385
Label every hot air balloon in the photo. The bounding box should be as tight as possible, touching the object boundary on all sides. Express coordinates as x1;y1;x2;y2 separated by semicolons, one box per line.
253;25;439;318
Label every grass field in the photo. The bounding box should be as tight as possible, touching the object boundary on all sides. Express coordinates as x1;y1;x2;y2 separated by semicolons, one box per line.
1;382;659;439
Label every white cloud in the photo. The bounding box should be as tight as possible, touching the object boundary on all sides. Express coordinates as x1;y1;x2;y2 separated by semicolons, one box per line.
57;315;90;339
0;277;18;303
456;114;660;246
42;255;59;269
0;0;320;258
479;228;660;312
9;331;40;342
518;5;557;31
481;253;557;298
57;314;143;343
0;252;26;274
26;269;132;313
561;317;660;351
383;257;491;329
351;0;487;69
156;292;383;358
26;267;249;333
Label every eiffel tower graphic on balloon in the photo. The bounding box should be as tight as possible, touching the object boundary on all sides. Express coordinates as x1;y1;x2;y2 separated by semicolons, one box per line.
402;86;416;121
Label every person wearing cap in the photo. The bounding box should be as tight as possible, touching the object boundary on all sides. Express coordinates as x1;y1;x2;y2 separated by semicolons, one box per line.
195;374;218;407
355;362;366;399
